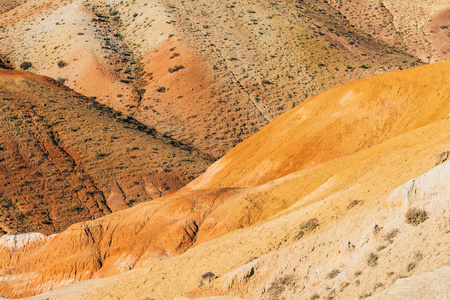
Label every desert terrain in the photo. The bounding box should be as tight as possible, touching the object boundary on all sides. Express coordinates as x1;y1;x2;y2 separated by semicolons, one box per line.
0;61;449;299
0;0;449;299
2;0;443;157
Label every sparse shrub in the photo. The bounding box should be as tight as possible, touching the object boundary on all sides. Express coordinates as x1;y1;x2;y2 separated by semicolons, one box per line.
340;281;349;291
168;65;184;73
156;86;166;93
373;282;384;290
295;218;319;240
383;228;399;242
367;253;378;267
199;272;215;286
414;251;423;261
294;230;305;240
377;245;386;251
57;60;67;68
407;262;416;272
405;208;428;226
347;200;363;209
327;269;340;279
436;151;449;165
57;77;67;84
301;218;319;232
310;293;320;300
440;24;448;29
354;270;362;276
268;274;295;297
20;61;32;70
202;271;214;279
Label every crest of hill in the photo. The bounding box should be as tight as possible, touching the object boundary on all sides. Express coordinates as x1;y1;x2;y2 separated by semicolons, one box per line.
0;61;449;299
0;69;212;236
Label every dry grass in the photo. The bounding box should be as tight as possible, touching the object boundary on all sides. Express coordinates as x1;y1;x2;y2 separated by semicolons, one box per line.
405;208;428;226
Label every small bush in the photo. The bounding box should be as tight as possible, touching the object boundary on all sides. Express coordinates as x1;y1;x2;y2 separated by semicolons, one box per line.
301;218;319;232
20;61;32;70
202;272;215;279
367;253;378;267
347;199;363;209
268;275;295;297
327;269;340;279
310;293;320;300
377;245;386;251
57;60;67;68
57;77;67;84
340;281;349;291
407;262;416;272
199;272;215;286
405;208;428;226
168;65;184;73
383;228;399;242
373;282;384;290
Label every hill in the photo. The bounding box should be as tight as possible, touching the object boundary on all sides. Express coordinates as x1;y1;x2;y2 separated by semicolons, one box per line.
0;61;448;299
0;69;212;236
2;0;445;157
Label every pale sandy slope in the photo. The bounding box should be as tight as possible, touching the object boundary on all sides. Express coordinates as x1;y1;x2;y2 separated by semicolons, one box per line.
1;61;449;299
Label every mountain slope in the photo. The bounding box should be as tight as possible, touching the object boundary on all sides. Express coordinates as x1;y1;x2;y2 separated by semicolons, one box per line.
328;0;450;63
0;61;448;299
1;0;438;158
0;69;211;236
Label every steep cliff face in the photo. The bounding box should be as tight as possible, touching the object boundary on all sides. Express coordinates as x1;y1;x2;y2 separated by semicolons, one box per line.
0;61;449;299
0;69;212;236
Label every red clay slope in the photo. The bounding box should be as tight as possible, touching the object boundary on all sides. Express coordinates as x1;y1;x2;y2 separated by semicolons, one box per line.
0;69;212;236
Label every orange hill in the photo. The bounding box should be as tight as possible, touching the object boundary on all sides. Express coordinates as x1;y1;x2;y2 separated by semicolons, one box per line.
1;61;449;299
0;69;212;236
